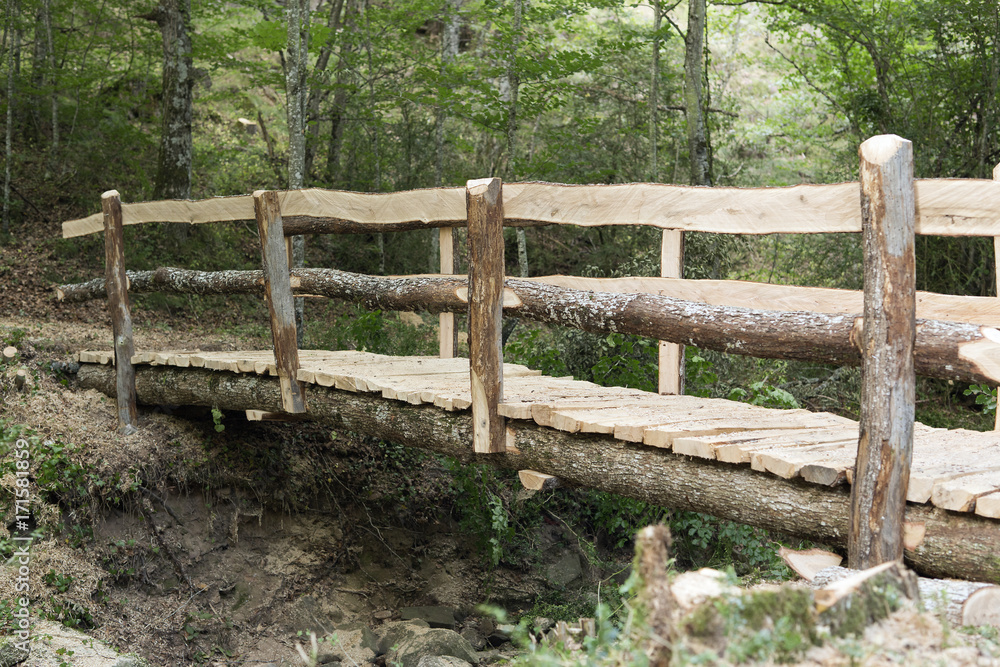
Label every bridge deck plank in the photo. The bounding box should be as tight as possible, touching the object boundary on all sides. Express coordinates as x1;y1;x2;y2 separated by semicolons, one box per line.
76;348;1000;514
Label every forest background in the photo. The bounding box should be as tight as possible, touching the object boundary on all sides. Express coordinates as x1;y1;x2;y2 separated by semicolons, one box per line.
1;0;999;429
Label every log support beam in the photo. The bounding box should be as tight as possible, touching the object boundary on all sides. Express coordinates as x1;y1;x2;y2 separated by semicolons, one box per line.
850;135;916;569
76;363;1000;584
102;190;138;435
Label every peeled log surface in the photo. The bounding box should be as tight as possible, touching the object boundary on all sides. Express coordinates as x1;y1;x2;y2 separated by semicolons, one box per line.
54;268;1000;386
61;179;1000;238
77;363;1000;583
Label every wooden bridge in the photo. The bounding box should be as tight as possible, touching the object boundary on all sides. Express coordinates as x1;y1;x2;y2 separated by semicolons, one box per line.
60;135;1000;583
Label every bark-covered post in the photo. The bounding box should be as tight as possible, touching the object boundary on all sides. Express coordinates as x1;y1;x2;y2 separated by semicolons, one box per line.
467;178;505;453
659;230;684;394
850;135;916;569
439;226;456;358
254;190;307;414
102;190;138;434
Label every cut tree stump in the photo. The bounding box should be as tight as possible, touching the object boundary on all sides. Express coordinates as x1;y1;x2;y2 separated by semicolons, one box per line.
814;561;919;636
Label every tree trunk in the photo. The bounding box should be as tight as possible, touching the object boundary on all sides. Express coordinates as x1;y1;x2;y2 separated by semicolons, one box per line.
2;0;16;233
503;0;529;279
324;0;358;188
43;0;56;152
684;0;711;186
56;266;1000;387
649;0;661;182
144;0;194;210
432;0;461;271
303;0;344;181
76;363;1000;583
285;0;310;346
142;0;194;248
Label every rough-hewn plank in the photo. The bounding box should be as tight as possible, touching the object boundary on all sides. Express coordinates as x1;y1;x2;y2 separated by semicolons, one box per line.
659;230;684;395
467;178;506;453
850;134;916;568
439;226;456;359
254;190;307;413
76;363;1000;583
62;179;1000;238
102;190;138;434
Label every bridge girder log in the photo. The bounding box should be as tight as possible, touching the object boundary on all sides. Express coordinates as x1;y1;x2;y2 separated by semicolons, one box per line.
78;363;1000;584
59;267;1000;387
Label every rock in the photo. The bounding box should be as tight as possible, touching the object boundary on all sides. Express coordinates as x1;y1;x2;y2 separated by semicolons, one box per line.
363;619;431;655
387;628;479;667
314;628;374;666
546;552;583;587
113;657;151;667
460;627;486;651
0;634;29;667
416;656;473;667
401;605;458;629
487;624;516;647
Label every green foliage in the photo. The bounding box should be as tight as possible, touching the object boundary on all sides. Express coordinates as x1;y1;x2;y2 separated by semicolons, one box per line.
728;381;800;410
591;334;658;393
964;384;997;417
670;512;791;582
44;570;74;594
446;461;539;568
211;407;226;433
505;326;571;378
307;304;435;357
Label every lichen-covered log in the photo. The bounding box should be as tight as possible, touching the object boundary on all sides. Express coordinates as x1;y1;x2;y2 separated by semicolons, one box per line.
77;364;1000;583
58;267;1000;386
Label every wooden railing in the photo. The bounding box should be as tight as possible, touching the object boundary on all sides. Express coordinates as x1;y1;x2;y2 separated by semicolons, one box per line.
60;134;1000;569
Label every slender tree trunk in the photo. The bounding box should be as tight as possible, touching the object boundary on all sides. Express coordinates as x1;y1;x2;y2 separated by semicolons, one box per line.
684;0;711;186
432;0;460;271
145;0;193;201
304;0;344;180
325;0;358;188
142;0;194;247
649;0;660;182
2;0;16;234
43;0;56;152
360;1;384;273
505;0;528;278
285;0;310;345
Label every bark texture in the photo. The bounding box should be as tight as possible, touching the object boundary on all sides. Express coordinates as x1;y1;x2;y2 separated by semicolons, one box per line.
851;135;916;568
467;178;505;453
56;267;1000;386
77;363;1000;583
101;191;138;434
254;191;306;414
684;0;711;186
145;0;194;203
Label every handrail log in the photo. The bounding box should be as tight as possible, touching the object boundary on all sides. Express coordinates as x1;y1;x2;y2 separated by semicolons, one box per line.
56;267;1000;386
62;179;1000;239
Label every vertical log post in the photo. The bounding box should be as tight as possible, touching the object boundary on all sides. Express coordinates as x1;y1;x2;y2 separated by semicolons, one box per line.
993;163;1000;430
467;178;505;453
254;190;307;414
658;230;684;394
102;190;138;434
439;226;456;358
850;135;916;569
